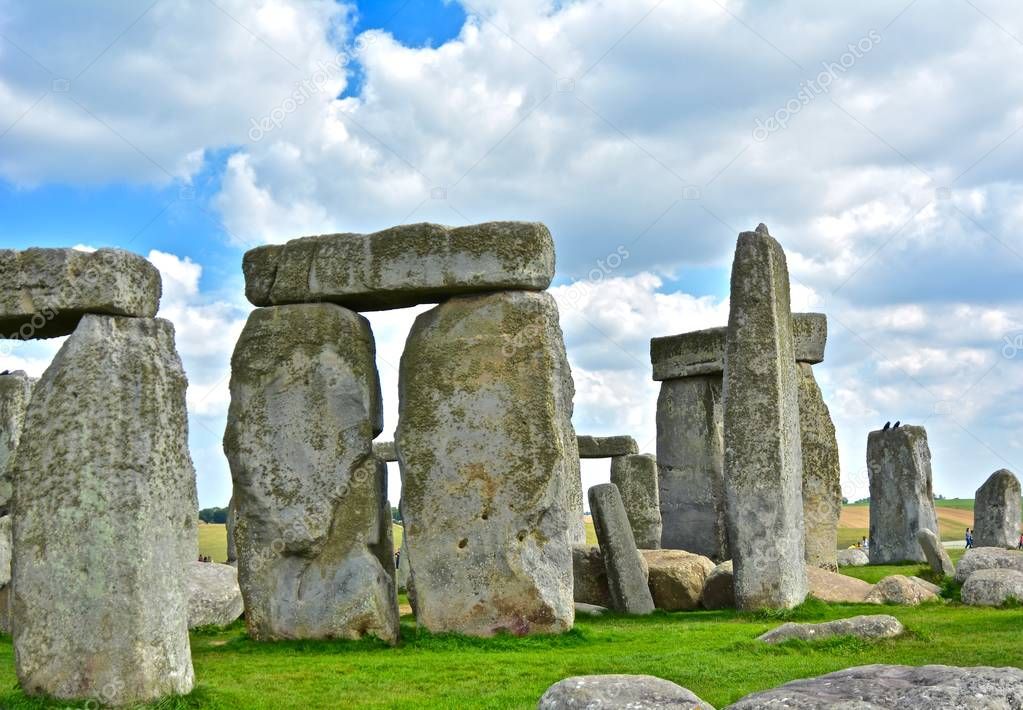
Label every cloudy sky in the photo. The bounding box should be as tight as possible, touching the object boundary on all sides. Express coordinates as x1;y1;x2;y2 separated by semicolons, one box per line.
2;0;1022;508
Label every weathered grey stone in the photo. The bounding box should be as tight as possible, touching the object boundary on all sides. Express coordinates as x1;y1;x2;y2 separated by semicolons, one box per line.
187;562;244;629
539;675;714;710
610;454;662;549
656;375;728;560
641;549;715;611
865;575;939;605
373;440;398;462
836;548;870;566
867;425;940;564
0;515;10;633
974;469;1022;548
916;528;955;578
577;435;639;458
572;544;649;608
396;536;411;593
700;560;734;610
244;221;554;310
962;568;1023;606
0;371;34;514
589;484;655;615
650;313;826;381
722;225;807;610
726;664;1023;709
0;248;161;339
909;576;942;595
397;291;576;635
12;315;195;705
806;566;873;603
225;496;237;565
955;546;1023;583
573;602;608;617
797;363;841;572
758;614;905;644
224;304;397;643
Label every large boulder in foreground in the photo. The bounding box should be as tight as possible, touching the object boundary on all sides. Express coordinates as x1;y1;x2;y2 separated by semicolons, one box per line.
397;291;576;635
225;304;397;643
867;424;939;563
725;664;1023;709
0;248;161;339
865;575;939;605
12;315;195;706
244;222;554;310
758;614;905;644
610;454;662;549
539;675;713;710
187;562;244;628
722;225;807;610
974;469;1022;549
962;569;1023;607
954;546;1023;583
0;371;35;514
797;362;841;571
917;528;955;578
641;549;715;611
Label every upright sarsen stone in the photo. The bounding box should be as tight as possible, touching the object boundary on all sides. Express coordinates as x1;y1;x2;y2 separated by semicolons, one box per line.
974;469;1021;549
610;454;662;549
224;304;398;643
397;291;576;636
0;372;35;515
722;225;808;610
867;425;939;564
797;363;842;571
588;484;655;614
12;315;196;706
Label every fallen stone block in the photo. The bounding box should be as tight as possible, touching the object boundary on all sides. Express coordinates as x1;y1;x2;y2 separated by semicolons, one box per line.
573;602;608;617
955;546;1023;583
962;568;1023;607
589;484;655;615
540;675;714;710
758;614;905;644
865;575;939;605
916;528;955;578
187;562;244;629
700;560;734;610
974;469;1022;548
572;544;648;608
806;566;873;604
576;435;639;458
836;548;870;566
641;549;714;611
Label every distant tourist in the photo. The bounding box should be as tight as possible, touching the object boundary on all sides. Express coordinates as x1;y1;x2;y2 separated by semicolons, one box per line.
965;528;974;549
861;536;868;552
395;550;401;568
1018;533;1022;550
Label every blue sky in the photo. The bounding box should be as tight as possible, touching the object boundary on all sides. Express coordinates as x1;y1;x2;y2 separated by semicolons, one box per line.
2;0;1023;508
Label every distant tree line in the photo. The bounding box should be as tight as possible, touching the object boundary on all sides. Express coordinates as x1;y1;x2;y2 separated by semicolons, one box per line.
199;506;229;524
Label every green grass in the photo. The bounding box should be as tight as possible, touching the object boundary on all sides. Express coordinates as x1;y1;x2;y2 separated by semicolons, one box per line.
1;556;1020;709
198;525;228;563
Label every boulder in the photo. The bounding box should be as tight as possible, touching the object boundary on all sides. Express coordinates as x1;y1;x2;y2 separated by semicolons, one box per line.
0;248;161;339
974;469;1022;548
655;375;728;560
867;425;939;563
797;362;841;571
0;371;34;514
836;548;870;567
805;566;873;603
539;675;714;710
962;569;1023;607
572;544;649;608
610;454;662;549
791;312;827;364
373;440;398;462
725;664;1023;709
244;221;554;310
909;576;942;595
865;575;939;605
224;304;398;643
700;560;735;610
955;546;1023;584
916;528;955;578
187;562;244;628
757;614;905;644
573;603;608;617
576;435;639;458
722;225;807;610
397;291;577;635
12;315;195;705
589;484;655;615
641;549;715;611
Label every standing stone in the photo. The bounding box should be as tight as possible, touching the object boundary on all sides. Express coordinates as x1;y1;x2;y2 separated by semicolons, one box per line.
0;371;35;515
797;362;842;571
397;291;576;636
867;425;939;563
0;515;10;633
225;496;237;565
224;304;398;643
974;469;1021;548
609;454;662;549
588;484;655;614
722;225;807;610
917;528;955;578
12;315;196;705
655;375;728;559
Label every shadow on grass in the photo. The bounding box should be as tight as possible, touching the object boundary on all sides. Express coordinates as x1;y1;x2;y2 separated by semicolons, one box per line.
0;684;222;710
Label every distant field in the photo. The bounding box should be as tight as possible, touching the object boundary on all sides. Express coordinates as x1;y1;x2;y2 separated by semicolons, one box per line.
198;523;228;563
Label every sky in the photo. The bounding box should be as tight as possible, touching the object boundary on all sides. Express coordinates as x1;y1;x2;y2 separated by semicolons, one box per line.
1;0;1022;509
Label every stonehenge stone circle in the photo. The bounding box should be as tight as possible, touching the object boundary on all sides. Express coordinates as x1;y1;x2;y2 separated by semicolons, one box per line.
0;247;161;339
609;453;662;549
588;484;655;614
224;304;398;643
539;675;713;710
12;314;196;705
797;362;842;571
867;424;939;563
722;225;807;610
974;468;1021;548
758;614;904;644
397;291;577;635
576;434;639;458
0;371;35;514
244;221;554;310
916;528;955;578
